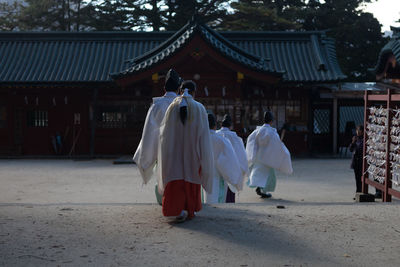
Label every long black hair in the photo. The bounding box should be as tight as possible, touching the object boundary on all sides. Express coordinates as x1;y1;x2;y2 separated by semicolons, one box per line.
179;80;197;125
264;110;274;124
208;113;216;129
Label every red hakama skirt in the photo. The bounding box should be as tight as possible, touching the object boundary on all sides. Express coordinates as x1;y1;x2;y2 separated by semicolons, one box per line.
162;179;202;219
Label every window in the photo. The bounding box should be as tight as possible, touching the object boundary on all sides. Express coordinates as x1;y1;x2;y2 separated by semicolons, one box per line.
98;103;149;128
0;105;6;128
27;110;48;127
313;109;330;134
100;112;126;128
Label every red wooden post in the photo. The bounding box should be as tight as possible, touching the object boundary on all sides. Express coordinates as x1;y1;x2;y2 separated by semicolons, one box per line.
362;90;369;194
384;89;392;202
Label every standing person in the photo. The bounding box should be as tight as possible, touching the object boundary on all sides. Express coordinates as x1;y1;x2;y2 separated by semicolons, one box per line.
349;125;371;196
279;123;290;142
206;113;242;204
133;69;181;204
158;80;214;222
217;114;248;202
246;111;293;198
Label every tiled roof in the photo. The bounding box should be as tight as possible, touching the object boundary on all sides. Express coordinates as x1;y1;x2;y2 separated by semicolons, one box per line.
225;31;346;82
0;23;346;84
111;19;283;79
373;27;400;75
0;32;168;83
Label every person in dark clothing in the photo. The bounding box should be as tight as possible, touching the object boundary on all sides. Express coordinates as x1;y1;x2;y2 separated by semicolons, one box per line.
349;125;364;194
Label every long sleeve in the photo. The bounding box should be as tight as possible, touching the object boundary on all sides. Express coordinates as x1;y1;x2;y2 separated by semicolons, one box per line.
217;129;249;176
232;135;248;176
249;126;293;175
133;104;159;184
198;106;214;194
216;138;243;191
246;128;259;167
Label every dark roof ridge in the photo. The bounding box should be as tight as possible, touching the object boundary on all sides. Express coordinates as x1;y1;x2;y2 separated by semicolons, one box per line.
112;19;285;79
310;34;327;71
123;21;195;66
372;38;400;75
391;26;400;38
200;23;267;62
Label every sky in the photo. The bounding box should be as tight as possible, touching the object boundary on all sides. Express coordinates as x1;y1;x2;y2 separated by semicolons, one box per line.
363;0;400;33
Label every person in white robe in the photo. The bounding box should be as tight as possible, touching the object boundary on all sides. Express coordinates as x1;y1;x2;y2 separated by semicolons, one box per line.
216;114;248;202
246;111;293;198
133;69;181;204
205;113;242;204
158;80;214;221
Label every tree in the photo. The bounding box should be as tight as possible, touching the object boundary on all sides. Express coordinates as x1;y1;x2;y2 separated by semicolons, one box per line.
302;0;386;81
18;0;87;31
218;0;305;31
219;0;385;81
126;0;164;31
0;1;23;31
161;0;229;30
80;0;133;31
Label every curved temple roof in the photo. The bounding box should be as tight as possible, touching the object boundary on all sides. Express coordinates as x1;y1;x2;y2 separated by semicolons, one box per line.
111;18;284;79
373;26;400;77
0;21;346;84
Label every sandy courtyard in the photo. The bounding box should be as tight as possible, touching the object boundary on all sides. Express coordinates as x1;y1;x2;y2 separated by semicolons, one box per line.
0;158;399;266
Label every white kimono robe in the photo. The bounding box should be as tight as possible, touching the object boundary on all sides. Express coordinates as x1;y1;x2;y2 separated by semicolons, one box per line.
217;127;248;190
246;124;293;191
205;130;242;204
158;93;214;195
133;92;177;184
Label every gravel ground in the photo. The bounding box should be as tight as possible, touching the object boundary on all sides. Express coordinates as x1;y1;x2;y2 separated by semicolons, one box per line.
0;159;399;266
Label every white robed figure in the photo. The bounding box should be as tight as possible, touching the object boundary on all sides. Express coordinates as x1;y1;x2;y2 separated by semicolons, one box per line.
158;80;214;221
246;111;293;198
205;113;242;204
133;69;181;204
217;114;248;189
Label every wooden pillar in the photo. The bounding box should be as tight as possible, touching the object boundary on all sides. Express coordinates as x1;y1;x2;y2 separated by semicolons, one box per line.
89;88;98;157
384;89;392;202
307;89;314;155
332;97;338;154
233;79;242;134
362;90;369;194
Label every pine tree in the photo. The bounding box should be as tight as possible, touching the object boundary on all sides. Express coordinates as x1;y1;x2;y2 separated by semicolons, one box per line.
80;0;133;31
0;1;23;31
218;0;304;31
18;0;86;31
302;0;386;81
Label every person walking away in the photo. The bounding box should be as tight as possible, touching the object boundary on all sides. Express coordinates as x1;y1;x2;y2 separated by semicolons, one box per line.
133;69;181;204
246;111;293;198
217;114;248;202
206;113;242;204
158;80;214;222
